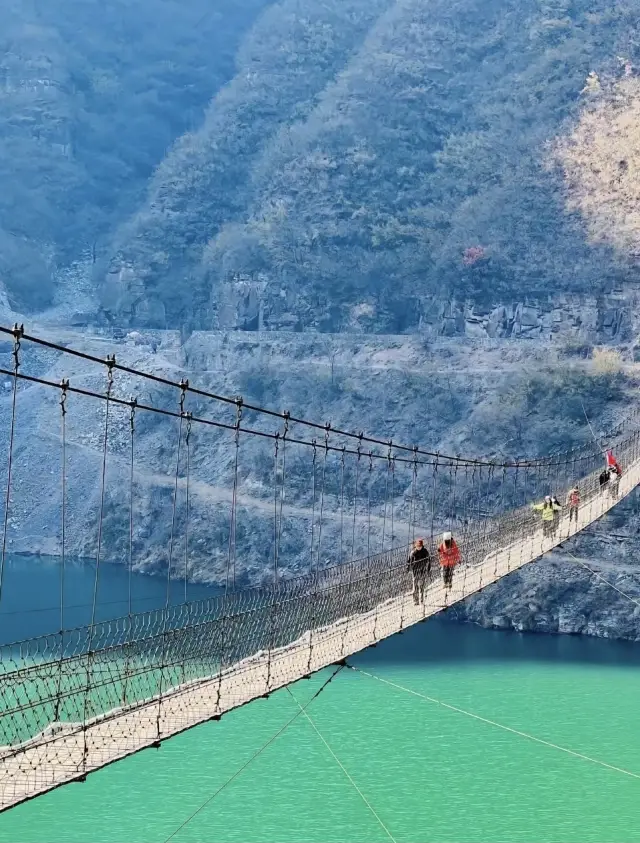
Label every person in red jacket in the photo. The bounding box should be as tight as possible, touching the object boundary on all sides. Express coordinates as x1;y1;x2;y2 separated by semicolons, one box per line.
438;531;460;589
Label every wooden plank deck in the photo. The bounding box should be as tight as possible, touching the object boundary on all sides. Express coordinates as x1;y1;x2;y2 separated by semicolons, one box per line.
0;459;638;811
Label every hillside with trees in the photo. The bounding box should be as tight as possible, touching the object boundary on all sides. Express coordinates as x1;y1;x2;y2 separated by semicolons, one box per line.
1;0;639;330
109;0;640;332
0;0;272;310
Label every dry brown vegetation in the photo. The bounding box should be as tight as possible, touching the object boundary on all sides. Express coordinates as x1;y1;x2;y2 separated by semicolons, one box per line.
554;78;640;259
591;346;623;375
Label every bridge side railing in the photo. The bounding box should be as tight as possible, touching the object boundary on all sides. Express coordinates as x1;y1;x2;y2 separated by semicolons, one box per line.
1;428;639;751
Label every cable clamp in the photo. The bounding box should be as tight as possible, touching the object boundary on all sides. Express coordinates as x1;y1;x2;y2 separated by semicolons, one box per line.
60;379;69;415
105;355;116;394
179;379;189;416
324;422;331;451
129;396;138;432
11;323;24;372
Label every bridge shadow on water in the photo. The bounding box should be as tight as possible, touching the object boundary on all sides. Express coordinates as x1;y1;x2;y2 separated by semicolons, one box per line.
353;614;640;671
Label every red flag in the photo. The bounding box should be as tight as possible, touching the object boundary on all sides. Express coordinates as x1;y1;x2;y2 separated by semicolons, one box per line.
606;450;616;467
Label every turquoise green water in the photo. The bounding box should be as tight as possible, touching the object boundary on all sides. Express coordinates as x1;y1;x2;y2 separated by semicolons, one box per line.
2;619;639;843
0;555;222;749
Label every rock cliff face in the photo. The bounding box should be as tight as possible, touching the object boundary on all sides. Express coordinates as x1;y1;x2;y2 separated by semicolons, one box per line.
423;291;634;343
455;551;640;642
210;274;639;345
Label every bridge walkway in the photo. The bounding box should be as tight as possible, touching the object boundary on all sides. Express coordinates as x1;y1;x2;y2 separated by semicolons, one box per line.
1;454;638;811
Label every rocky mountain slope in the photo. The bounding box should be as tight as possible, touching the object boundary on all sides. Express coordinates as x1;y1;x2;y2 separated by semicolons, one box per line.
2;323;640;642
0;0;272;312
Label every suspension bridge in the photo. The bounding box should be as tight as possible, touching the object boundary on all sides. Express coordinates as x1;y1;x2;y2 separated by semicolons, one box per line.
0;323;638;812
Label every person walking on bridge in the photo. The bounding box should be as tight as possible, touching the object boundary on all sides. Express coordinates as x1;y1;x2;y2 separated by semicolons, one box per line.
531;495;561;537
606;450;622;477
407;539;431;604
566;487;580;524
438;532;460;589
609;463;621;498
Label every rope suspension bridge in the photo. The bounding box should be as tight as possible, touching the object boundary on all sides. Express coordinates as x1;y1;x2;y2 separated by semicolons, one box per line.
0;323;638;811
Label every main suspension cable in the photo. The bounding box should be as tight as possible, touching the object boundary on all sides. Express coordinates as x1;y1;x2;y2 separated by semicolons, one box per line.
0;365;612;471
0;324;611;470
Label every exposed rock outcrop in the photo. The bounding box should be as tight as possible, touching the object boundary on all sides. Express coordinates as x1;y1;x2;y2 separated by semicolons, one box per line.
454;553;640;642
189;273;639;343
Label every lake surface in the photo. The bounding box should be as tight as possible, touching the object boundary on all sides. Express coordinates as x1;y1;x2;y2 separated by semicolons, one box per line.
0;554;221;645
1;556;639;842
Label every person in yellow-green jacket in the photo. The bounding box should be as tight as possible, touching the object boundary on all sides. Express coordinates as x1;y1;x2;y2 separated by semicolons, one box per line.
531;495;562;537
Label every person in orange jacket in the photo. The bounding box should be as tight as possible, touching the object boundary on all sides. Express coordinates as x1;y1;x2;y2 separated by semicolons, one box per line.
438;531;460;589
